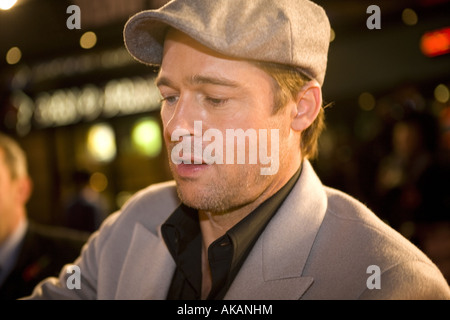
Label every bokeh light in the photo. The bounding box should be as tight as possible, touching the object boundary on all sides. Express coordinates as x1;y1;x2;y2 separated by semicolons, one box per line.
6;46;22;65
434;84;449;103
131;117;162;158
87;123;116;162
80;31;97;49
329;28;336;43
358;92;376;111
89;172;108;192
402;8;418;26
0;0;17;10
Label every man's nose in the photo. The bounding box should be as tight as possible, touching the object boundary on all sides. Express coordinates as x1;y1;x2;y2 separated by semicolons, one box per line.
163;95;199;141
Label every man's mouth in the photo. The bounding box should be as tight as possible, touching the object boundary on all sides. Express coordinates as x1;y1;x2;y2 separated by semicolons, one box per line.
178;155;207;165
175;159;210;178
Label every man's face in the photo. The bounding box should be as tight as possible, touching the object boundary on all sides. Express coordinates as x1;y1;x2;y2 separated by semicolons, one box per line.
0;149;24;244
158;30;299;214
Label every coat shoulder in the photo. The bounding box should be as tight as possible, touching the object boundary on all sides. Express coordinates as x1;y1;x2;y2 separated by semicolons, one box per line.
302;186;450;299
323;186;426;259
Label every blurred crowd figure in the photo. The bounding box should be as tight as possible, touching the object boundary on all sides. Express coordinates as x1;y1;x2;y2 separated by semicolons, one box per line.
368;107;450;282
414;107;450;283
63;170;108;233
0;133;88;299
375;112;439;231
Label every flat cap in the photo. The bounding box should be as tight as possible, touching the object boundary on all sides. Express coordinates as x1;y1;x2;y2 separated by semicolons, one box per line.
124;0;331;85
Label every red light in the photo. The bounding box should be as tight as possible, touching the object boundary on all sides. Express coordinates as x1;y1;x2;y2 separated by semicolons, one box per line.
420;27;450;57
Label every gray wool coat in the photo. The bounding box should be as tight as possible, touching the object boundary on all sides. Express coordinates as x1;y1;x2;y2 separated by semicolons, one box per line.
25;161;450;300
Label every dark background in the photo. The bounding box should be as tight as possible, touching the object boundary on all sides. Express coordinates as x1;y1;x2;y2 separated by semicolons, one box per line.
1;0;449;281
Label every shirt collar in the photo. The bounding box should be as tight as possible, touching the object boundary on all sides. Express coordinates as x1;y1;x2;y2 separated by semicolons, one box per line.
162;204;199;259
162;164;302;271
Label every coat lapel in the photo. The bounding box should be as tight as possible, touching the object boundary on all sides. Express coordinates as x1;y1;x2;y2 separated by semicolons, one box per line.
224;160;327;300
115;222;175;299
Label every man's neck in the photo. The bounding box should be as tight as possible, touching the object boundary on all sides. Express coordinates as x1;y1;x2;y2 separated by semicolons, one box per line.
198;162;301;247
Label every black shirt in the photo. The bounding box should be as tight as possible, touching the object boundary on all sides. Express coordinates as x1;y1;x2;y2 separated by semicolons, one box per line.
161;166;302;300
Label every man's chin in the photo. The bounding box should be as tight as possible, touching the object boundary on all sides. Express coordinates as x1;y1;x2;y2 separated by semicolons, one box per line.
175;183;225;213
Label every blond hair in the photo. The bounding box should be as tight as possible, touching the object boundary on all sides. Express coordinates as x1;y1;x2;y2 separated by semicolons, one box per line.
253;61;326;159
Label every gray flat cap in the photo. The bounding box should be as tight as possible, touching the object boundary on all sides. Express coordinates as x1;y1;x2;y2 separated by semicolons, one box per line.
124;0;331;85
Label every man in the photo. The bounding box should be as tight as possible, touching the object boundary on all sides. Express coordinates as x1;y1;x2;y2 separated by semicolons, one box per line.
26;0;450;299
0;133;88;299
64;170;108;233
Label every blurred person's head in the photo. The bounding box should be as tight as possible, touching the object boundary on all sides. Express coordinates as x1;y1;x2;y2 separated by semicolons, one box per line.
0;133;32;245
72;170;91;191
392;113;439;159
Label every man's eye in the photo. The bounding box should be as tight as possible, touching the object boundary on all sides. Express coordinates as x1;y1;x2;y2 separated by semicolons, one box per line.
161;96;179;105
206;97;228;106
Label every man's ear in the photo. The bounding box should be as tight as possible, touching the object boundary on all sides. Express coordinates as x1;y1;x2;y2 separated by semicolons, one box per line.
17;176;33;205
291;80;322;132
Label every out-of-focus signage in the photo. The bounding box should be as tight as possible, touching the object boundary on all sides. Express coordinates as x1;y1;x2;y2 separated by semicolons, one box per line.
420;26;450;57
10;76;161;135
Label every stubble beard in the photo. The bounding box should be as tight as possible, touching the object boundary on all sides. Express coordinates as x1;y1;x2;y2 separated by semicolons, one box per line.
170;162;269;215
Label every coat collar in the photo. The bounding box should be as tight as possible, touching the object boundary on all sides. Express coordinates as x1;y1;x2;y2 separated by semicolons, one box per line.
224;160;328;299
